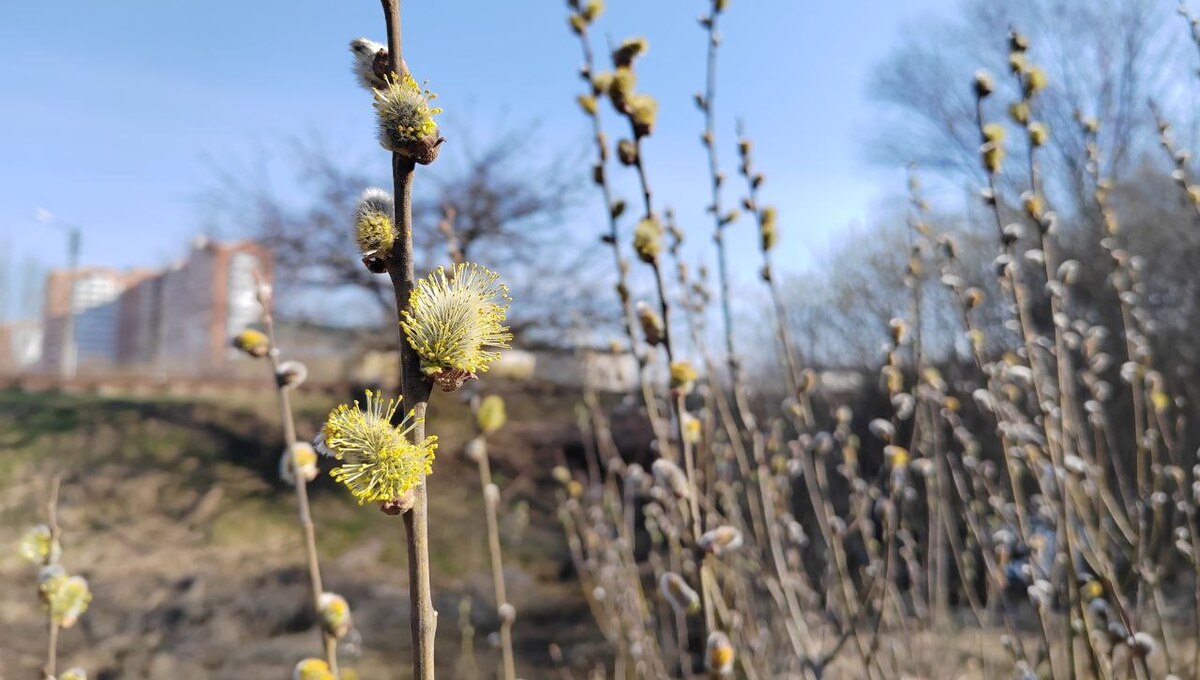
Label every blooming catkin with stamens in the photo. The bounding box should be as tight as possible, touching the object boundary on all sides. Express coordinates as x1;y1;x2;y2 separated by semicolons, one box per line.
232;329;270;358
373;71;444;164
401;263;513;391
606;69;636;108
48;575;91;628
293;659;335;680
1023;65;1047;97
354;187;396;258
18;524;59;564
633;217;663;263
316;390;438;504
626;94;659;137
669;361;698;394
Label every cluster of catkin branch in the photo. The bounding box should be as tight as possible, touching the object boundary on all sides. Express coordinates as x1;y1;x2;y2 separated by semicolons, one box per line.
550;3;1200;679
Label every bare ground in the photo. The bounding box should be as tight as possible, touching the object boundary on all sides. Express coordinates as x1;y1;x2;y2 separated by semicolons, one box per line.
0;385;600;679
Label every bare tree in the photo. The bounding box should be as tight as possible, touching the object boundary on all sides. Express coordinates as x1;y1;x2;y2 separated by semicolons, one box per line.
203;124;609;345
869;0;1183;210
761;208;1001;372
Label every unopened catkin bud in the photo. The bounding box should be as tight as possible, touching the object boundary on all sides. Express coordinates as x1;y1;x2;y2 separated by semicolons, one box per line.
1008;51;1026;74
760;206;778;251
617;139;638;166
552;465;572;485
659;571;700;614
982;123;1006;145
582;0;604;21
1023;192;1045;220
1028;121;1048;147
476;394;507;435
280;442;320;484
707;631;735;676
885;445;910;467
652;458;691;499
318;592;353;639
567;479;584;498
973;70;994;98
1188;185;1200;206
698;526;744;555
1009;30;1029;53
38;564;66;603
591;70;614;94
354;187;396;259
465;437;487;463
276;360;308;390
982;144;1005;174
636;301;665;346
1023;65;1048;97
1009;101;1030;125
612;37;648;68
965;287;985;309
869;418;895;442
576;94;598;115
682;413;702;444
255;282;273;307
1130;632;1157;657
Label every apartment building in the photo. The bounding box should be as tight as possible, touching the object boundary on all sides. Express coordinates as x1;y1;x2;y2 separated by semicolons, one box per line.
38;238;271;376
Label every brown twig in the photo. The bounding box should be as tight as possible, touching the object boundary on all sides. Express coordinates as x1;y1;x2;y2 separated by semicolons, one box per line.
256;278;339;675
43;474;62;680
379;1;438;677
468;401;516;680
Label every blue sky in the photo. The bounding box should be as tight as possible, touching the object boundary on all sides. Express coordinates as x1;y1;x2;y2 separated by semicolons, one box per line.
0;0;954;320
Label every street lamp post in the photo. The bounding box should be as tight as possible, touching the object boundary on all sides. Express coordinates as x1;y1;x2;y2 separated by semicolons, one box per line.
35;210;81;380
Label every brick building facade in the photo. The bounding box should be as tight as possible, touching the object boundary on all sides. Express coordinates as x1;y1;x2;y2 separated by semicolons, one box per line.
38;238;271;376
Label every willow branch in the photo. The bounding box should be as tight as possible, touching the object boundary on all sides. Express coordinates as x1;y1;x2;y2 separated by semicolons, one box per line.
259;284;339;675
379;0;437;677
